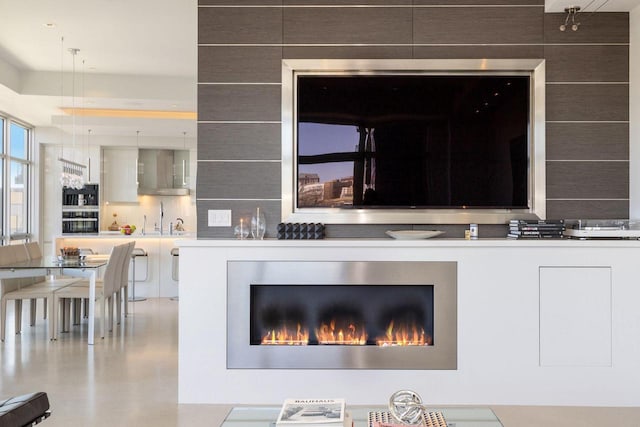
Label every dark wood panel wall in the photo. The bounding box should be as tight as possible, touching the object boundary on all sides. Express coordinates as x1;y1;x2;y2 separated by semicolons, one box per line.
196;1;629;238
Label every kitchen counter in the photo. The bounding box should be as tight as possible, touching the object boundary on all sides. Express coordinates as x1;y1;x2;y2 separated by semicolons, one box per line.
58;232;194;239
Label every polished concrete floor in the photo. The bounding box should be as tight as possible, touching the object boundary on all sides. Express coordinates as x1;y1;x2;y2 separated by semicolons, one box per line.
0;298;638;426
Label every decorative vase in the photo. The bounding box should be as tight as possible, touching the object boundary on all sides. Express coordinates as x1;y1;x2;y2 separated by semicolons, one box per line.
251;207;266;240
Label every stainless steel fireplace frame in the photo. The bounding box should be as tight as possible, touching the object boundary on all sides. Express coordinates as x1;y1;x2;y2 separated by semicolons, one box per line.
227;261;457;370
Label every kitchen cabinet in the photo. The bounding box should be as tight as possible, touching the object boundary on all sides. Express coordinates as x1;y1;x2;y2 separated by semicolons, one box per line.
539;266;612;367
102;147;138;203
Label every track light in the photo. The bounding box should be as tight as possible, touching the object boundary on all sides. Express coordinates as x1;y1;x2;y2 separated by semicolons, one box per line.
560;6;580;32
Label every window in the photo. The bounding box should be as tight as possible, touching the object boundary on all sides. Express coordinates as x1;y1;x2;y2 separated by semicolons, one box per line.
1;115;33;243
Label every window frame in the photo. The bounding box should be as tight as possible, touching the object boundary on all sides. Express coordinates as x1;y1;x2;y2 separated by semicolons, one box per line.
0;112;34;244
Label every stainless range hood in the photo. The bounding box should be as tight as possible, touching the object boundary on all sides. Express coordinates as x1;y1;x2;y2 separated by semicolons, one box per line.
137;149;190;196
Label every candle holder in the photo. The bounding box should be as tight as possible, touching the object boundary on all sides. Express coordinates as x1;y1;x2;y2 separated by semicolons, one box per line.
234;218;249;240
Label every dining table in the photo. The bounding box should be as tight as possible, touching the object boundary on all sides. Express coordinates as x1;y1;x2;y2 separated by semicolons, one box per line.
0;256;108;345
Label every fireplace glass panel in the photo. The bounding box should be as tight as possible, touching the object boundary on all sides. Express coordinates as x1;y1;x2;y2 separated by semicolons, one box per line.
250;285;434;346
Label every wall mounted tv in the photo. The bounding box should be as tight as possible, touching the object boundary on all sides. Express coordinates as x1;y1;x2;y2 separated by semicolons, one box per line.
282;59;546;224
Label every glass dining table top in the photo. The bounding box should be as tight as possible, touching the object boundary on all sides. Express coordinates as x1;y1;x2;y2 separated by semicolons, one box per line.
0;257;107;270
221;406;503;427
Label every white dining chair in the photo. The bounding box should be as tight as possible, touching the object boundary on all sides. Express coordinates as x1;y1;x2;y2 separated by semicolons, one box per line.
0;243;81;341
52;242;129;340
66;241;135;326
117;241;135;321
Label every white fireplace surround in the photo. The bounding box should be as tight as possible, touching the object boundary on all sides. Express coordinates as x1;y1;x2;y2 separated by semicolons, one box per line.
178;239;640;407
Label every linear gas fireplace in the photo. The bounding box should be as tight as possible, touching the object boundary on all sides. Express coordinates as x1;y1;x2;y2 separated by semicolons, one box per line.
227;261;457;369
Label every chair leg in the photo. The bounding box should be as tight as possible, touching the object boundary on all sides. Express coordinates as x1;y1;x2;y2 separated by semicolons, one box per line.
73;299;81;325
48;295;56;341
83;298;88;318
62;299;70;333
30;299;37;326
116;290;121;325
124;284;128;318
101;296;106;339
108;296;113;332
15;300;22;334
1;297;7;342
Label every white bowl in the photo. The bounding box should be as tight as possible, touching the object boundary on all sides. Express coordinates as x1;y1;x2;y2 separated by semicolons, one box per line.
385;230;445;240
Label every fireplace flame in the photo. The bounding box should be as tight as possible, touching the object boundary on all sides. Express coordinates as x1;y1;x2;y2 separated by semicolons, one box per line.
315;319;367;345
376;319;432;346
261;323;309;345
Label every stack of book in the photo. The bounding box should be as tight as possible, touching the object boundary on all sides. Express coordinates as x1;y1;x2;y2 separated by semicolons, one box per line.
507;219;565;239
277;399;351;427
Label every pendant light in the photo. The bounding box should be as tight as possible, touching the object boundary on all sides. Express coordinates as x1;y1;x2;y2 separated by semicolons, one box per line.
182;131;188;187
136;130;140;187
58;45;86;189
87;129;92;182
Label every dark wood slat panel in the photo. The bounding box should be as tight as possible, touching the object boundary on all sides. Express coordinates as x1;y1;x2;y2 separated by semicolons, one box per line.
324;224;403;239
198;7;283;44
326;223;509;238
546;123;629;161
416;0;542;3
197;199;282;239
198;123;281;160
414;45;543;59
283;7;412;44
545;45;628;82
547;200;629;220
285;0;410;3
200;1;281;4
544;12;629;44
414;7;543;44
199;47;282;83
284;45;413;59
414;224;509;238
197;161;281;199
546;161;628;199
546;84;629;122
198;85;281;121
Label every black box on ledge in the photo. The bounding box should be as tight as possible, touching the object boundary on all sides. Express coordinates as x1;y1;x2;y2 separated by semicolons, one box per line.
277;223;325;240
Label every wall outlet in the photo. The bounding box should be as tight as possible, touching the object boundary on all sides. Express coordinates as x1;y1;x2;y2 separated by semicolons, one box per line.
208;209;232;227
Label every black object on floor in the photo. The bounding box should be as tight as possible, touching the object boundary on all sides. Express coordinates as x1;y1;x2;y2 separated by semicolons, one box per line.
0;392;50;427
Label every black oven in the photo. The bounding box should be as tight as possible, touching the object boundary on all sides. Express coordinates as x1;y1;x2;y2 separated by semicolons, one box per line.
62;184;99;234
62;209;99;234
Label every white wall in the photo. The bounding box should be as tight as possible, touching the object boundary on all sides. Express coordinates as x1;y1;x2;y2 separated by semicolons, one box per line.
629;5;640;217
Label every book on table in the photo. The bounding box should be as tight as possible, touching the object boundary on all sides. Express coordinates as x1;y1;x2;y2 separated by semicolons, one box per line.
276;399;347;427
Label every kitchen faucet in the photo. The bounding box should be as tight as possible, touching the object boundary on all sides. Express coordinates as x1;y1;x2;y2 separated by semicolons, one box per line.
142;215;147;236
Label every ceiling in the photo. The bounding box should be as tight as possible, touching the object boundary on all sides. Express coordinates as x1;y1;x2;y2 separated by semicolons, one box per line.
0;0;197;145
0;0;637;145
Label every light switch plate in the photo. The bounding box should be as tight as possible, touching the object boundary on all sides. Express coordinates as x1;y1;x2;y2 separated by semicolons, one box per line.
208;209;232;227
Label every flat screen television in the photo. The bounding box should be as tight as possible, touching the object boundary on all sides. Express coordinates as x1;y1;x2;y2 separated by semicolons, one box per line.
281;59;546;224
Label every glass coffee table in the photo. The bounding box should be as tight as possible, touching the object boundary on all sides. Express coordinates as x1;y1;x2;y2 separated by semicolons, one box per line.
221;406;503;427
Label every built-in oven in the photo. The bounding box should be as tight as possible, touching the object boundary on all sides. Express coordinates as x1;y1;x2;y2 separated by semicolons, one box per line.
62;184;98;207
62;184;99;234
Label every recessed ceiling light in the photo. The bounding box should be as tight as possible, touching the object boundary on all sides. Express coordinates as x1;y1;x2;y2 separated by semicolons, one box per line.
43;23;56;28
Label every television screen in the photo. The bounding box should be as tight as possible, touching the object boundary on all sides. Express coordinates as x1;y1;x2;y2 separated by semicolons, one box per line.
296;74;530;210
